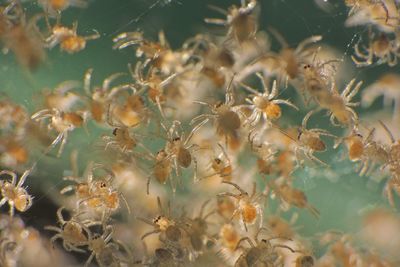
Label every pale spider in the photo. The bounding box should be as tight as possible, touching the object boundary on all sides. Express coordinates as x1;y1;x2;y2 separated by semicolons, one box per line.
43;19;99;54
234;227;295;267
44;207;97;253
320;79;362;127
218;181;264;231
205;0;259;44
237;73;298;128
279;110;335;166
191;77;243;149
31;108;87;157
352;30;400;67
0;168;33;217
85;225;132;267
136;196;184;244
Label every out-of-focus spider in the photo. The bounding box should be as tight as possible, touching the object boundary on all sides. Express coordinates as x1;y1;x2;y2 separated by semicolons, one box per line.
361;73;400;121
202;143;233;182
137;196;184;244
219;223;241;252
0;168;33;217
42;80;82;112
85;225;132;267
38;0;88;17
191;77;242;150
238;74;298;127
218;181;264;231
287;110;335;166
43;19;99;54
345;0;399;33
234;227;295;267
205;0;259;44
44;207;95;253
132;61;178;118
61;158;130;215
268;180;320;218
352;31;399;67
319;79;362;127
31;108;87;157
83;68;132;124
181;199;215;252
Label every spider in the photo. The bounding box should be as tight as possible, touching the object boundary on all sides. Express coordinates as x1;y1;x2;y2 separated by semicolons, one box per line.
146;120;199;194
279;110;335;166
0;168;33;217
234;227;295;267
31;108;87;157
319;79;362;127
237;73;298;128
205;0;259;44
85;225;132;267
43;19;99;54
136;196;184;244
191;77;243;150
352;30;399;67
218;181;264;231
44;207;96;253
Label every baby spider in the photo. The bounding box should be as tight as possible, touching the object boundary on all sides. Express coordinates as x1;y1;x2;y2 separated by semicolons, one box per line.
38;0;88;16
137;196;184;244
352;31;399;67
147;120;199;193
44;207;96;253
83;68;133;124
319;79;362;127
238;74;298;128
0;168;33;217
85;225;132;267
283;110;335;166
201;143;233;182
191;77;242;150
218;181;264;231
43;19;99;54
205;0;259;44
181;199;215;252
234;227;295;267
31;108;87;157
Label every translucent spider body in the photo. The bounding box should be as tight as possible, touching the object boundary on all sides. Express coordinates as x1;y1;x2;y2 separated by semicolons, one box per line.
103;127;138;153
113;31;180;74
85;225;132;267
361;73;400;121
269;181;320;217
61;160;129;214
44;20;99;54
205;0;259;44
218;181;264;231
352;31;400;67
234;228;295;267
83;68;134;124
238;75;298;127
0;3;45;70
181;200;214;252
289;110;335;166
345;0;399;33
137;197;183;244
38;0;88;16
319;79;362;126
219;223;240;252
334;128;365;162
42;80;82;112
31;108;86;157
44;207;93;253
201;143;233;181
191;79;242;149
0;168;33;217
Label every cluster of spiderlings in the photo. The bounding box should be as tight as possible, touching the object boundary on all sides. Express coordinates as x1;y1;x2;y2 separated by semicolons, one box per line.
1;0;400;266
